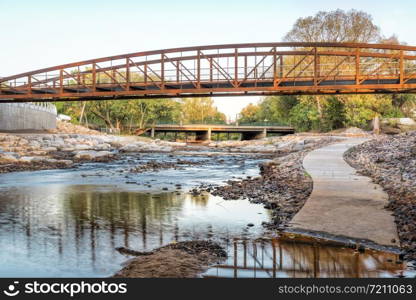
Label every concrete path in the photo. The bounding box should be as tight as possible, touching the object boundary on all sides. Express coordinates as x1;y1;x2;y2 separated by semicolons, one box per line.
290;138;399;246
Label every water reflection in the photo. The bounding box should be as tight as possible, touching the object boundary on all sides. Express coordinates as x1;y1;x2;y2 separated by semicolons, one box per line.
0;185;269;277
203;236;411;278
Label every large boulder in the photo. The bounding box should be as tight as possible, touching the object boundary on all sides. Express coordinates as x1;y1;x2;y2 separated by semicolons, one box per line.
0;153;18;163
74;150;114;160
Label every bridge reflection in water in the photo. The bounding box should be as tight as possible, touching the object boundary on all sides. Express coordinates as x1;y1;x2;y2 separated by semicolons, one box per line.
203;237;408;278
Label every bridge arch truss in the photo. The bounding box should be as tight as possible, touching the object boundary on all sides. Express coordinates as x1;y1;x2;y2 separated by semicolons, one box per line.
1;42;416;102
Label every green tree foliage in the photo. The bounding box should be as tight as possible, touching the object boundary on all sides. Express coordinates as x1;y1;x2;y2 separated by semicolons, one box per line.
180;97;226;124
56;97;226;132
238;94;405;132
391;94;416;117
238;103;261;123
341;95;402;128
57;99;181;131
288;99;320;132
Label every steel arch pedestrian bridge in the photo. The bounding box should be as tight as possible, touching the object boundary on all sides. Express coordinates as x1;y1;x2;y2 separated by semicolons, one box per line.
1;42;416;103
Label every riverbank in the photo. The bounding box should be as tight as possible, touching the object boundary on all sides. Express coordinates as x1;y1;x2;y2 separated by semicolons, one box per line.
2;122;391;278
0;121;186;173
0;123;365;174
195;136;343;229
345;131;416;260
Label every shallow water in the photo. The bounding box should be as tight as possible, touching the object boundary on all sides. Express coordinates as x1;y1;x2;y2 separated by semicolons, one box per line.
0;153;270;277
0;152;413;278
0;187;270;277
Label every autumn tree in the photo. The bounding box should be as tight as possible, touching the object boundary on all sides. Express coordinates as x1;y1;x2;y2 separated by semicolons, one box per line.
238;103;261;123
283;9;381;43
180;97;226;124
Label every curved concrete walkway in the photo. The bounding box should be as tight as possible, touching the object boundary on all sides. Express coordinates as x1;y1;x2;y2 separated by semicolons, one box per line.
290;138;399;246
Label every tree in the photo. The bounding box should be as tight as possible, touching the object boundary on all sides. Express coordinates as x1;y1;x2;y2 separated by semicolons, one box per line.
340;95;401;128
180;97;226;124
126;99;181;129
281;9;407;132
258;96;299;123
283;9;381;43
392;94;416;117
288;99;321;132
238;103;260;123
321;96;346;131
56;98;182;132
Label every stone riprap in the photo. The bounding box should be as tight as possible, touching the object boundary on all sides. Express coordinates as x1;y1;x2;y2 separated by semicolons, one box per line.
345;131;416;259
0;133;182;170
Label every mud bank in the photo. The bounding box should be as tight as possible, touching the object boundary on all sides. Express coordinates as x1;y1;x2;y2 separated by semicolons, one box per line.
113;241;226;278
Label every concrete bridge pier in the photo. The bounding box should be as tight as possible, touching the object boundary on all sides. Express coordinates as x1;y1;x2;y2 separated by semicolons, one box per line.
241;128;267;140
195;128;212;141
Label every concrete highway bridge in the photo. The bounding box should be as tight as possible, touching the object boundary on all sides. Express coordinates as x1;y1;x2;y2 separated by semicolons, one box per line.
149;124;295;141
1;42;416;102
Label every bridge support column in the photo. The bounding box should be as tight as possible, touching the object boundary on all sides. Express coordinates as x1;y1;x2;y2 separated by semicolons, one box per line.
151;127;155;138
195;128;211;142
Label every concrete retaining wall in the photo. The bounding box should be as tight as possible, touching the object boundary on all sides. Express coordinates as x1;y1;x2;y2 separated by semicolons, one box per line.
0;103;57;131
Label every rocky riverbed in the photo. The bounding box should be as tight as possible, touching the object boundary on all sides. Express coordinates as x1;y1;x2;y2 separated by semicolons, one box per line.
0;120;355;174
344;131;416;261
0;131;184;173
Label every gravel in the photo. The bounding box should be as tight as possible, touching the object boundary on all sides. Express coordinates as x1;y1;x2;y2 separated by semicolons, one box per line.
344;131;416;260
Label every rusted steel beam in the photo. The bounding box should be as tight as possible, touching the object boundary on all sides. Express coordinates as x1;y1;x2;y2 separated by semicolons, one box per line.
314;47;318;86
2;81;416;100
318;56;350;85
4;43;415;84
125;59;130;91
3;89;416;103
7;50;416;89
199;51;235;87
197;50;201;88
400;50;404;85
161;53;165;89
356;49;360;85
234;48;238;86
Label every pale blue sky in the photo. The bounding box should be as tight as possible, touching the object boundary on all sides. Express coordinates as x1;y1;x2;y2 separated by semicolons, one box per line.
1;0;415;118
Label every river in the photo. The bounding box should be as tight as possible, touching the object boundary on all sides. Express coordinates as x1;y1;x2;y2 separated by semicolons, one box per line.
0;152;413;277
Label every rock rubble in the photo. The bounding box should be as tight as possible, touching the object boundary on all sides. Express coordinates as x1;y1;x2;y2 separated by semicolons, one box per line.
196;136;342;229
345;131;416;260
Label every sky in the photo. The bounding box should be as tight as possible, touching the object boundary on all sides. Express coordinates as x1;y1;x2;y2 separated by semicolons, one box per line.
1;0;415;120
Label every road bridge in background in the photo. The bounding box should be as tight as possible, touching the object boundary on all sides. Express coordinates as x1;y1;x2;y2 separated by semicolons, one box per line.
150;124;294;141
